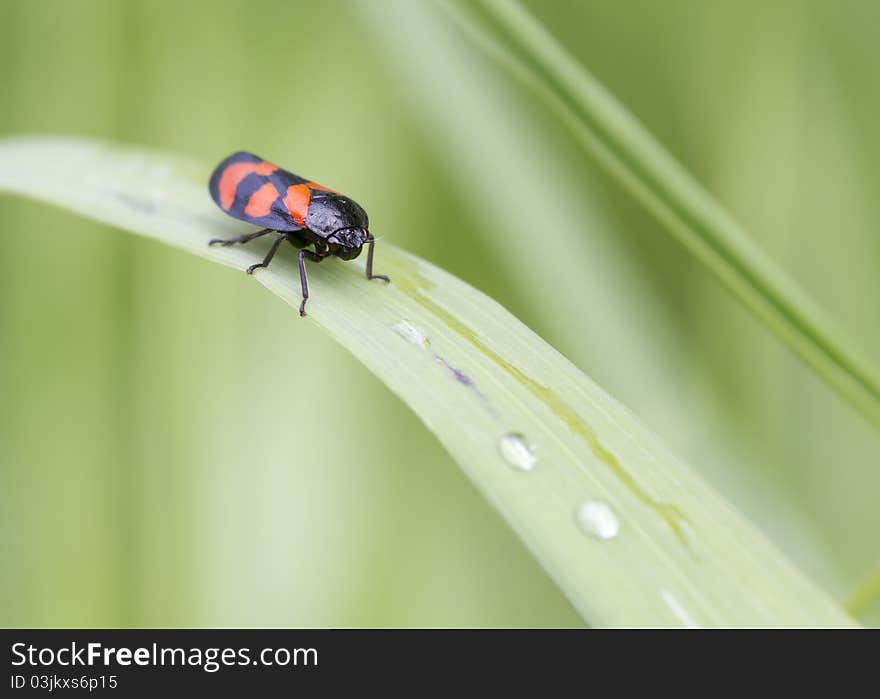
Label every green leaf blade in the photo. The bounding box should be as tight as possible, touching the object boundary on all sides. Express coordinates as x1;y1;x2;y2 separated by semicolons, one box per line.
0;136;856;627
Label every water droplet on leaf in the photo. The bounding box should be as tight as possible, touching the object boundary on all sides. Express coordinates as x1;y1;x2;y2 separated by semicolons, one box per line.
576;499;620;540
393;320;429;348
497;433;537;472
661;590;700;628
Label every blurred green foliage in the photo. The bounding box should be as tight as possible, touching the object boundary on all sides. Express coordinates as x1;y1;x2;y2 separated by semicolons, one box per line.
1;0;878;627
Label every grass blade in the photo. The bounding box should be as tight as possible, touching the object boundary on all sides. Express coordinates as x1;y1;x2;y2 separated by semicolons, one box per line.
0;136;856;627
441;0;880;433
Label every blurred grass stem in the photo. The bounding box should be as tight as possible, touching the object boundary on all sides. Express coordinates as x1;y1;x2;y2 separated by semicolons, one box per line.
441;0;880;433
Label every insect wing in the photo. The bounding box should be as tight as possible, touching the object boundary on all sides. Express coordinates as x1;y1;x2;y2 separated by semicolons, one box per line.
209;152;308;231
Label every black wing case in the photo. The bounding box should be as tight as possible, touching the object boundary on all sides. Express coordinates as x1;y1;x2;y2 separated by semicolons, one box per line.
209;151;309;232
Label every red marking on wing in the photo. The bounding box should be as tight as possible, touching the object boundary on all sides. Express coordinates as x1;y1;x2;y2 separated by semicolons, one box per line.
218;161;279;210
243;181;279;217
307;181;336;194
283;184;311;227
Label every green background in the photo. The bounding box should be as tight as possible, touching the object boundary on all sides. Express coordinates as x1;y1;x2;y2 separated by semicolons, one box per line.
1;0;878;627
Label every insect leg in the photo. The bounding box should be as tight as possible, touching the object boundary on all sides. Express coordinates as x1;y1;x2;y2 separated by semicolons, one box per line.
209;227;273;247
246;233;288;275
297;248;326;317
365;234;390;283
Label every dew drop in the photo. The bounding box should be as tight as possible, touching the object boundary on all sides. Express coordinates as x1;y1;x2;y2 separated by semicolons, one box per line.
393;319;429;348
497;433;537;472
661;590;700;629
575;499;620;540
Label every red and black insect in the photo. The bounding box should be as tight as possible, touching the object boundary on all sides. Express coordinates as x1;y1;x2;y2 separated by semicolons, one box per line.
208;151;389;316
